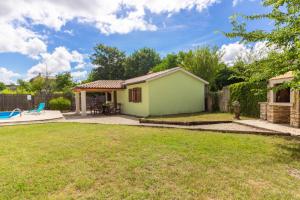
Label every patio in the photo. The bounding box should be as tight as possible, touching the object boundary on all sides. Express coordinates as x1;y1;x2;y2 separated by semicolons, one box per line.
61;113;281;135
0;110;64;126
235;119;300;136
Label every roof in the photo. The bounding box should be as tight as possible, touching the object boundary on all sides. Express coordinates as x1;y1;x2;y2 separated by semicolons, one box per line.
124;67;179;85
125;67;209;85
75;80;124;89
270;71;294;81
30;73;56;82
75;67;209;90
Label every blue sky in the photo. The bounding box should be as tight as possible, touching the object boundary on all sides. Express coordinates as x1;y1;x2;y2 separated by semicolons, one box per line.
0;0;270;84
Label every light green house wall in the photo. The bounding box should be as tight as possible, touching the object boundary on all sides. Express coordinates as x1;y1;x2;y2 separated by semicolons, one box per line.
148;70;205;116
117;82;150;116
117;70;206;117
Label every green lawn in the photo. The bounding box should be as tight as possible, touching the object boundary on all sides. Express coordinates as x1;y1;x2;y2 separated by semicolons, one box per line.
147;112;254;122
0;123;300;199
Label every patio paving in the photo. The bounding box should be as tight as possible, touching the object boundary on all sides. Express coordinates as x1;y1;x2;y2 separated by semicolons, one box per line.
62;114;280;135
235;120;300;136
1;112;288;136
63;113;140;125
0;111;64;126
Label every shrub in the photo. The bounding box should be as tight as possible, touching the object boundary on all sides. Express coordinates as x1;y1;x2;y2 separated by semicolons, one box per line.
49;97;71;111
229;82;267;117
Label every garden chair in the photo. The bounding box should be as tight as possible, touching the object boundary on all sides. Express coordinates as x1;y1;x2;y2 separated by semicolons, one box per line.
28;102;45;114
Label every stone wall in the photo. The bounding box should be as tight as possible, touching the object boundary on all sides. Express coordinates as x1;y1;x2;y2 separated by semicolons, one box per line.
290;91;300;128
267;104;291;124
259;102;267;120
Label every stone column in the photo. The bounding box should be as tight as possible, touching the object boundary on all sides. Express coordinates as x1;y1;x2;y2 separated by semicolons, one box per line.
80;91;87;116
75;92;80;114
290;90;300;127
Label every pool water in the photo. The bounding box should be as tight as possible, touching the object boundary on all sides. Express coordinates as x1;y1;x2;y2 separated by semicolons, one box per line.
0;111;21;119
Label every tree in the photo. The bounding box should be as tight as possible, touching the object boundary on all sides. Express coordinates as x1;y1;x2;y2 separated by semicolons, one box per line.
17;79;32;93
88;44;126;81
225;0;300;88
180;46;222;90
55;72;74;91
152;53;179;72
31;76;46;93
215;64;243;90
0;82;6;91
125;48;161;78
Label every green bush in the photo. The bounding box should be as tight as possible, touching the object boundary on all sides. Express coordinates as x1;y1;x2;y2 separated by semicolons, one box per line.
49;97;71;111
229;82;267;117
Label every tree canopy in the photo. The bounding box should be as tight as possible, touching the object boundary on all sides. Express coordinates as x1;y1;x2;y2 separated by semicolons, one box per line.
151;53;179;72
55;72;74;92
179;47;223;90
0;82;6;91
125;48;161;79
89;44;126;81
225;0;300;88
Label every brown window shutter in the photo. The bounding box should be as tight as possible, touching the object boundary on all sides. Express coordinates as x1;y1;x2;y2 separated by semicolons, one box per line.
129;89;132;102
137;88;142;102
133;88;137;102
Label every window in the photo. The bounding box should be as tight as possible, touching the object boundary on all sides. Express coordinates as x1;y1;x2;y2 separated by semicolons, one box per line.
128;87;142;103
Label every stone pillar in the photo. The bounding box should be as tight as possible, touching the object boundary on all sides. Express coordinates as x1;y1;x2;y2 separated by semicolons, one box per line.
113;91;117;108
259;102;267;120
80;91;87;116
290;90;300;127
75;92;80;114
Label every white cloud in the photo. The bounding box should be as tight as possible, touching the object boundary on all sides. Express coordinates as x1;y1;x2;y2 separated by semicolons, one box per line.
27;46;85;78
0;23;47;59
0;0;220;59
232;0;242;6
0;67;20;84
218;41;276;66
71;70;88;81
232;0;256;7
63;29;74;36
0;0;219;35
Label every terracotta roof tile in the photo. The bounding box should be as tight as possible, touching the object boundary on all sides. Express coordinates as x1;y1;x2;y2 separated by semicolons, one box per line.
76;80;124;89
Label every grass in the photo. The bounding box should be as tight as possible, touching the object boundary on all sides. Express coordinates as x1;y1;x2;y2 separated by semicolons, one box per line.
147;112;254;122
0;123;300;199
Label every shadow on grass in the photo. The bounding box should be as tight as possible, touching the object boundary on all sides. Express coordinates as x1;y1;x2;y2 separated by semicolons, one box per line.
276;136;300;162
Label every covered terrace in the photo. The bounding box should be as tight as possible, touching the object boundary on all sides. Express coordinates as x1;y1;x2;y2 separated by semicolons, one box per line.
73;80;124;116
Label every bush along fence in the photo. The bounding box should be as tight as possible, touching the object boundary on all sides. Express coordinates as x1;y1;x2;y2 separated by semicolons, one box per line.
206;83;266;118
229;82;267;117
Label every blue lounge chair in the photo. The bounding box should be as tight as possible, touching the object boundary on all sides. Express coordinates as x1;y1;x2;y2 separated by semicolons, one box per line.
28;103;45;114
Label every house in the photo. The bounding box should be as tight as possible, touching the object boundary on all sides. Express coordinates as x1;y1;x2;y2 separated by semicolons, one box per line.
29;73;56;83
74;67;209;117
259;71;300;128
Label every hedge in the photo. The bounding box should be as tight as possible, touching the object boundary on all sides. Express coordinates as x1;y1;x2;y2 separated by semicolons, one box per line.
229;82;267;117
49;97;71;111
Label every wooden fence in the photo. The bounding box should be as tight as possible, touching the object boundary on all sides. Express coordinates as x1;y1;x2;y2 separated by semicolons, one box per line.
206;87;231;112
0;94;100;111
0;94;32;111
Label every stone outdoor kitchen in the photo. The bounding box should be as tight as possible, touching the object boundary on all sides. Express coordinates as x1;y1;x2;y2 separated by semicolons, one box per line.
260;71;300;128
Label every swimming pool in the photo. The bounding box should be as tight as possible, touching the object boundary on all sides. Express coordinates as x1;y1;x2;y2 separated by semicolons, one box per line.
0;111;21;119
